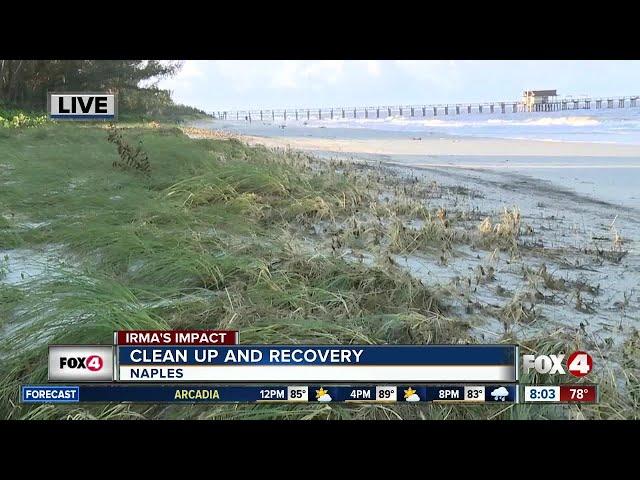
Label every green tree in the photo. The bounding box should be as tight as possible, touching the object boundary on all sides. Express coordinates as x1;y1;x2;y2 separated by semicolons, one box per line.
0;60;183;114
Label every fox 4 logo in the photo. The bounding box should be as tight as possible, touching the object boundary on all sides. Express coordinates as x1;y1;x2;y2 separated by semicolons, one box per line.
523;351;593;377
59;355;103;371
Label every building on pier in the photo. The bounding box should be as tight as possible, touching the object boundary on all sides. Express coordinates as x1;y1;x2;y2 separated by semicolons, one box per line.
522;89;558;112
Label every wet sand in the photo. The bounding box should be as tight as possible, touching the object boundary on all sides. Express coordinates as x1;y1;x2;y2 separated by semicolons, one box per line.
241;134;640;157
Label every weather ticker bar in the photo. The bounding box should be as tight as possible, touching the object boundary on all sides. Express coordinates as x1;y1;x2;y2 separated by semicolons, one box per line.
21;384;518;404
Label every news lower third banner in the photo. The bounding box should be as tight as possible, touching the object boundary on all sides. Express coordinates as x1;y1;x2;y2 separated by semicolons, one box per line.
48;343;518;383
117;345;517;382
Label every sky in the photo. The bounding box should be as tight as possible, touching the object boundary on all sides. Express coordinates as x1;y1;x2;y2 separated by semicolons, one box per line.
158;60;640;112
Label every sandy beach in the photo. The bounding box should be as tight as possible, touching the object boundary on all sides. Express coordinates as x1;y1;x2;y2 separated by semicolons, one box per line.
241;134;640;157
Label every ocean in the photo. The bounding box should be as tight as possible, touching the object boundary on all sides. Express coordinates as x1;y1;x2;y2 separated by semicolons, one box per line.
207;107;640;144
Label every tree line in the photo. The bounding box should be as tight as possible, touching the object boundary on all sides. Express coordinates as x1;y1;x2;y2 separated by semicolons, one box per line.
0;60;204;117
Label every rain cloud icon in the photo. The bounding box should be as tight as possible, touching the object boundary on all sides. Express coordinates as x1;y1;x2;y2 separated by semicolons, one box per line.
490;386;509;401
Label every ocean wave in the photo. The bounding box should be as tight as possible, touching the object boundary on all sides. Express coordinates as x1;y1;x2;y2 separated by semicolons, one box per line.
290;110;640;144
487;116;601;127
312;116;477;128
385;117;467;127
310;115;602;129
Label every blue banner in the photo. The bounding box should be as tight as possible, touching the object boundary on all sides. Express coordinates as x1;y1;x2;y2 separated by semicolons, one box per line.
117;345;516;366
22;386;80;403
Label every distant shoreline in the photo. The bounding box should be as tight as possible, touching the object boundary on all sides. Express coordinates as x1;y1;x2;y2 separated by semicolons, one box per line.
239;134;640;157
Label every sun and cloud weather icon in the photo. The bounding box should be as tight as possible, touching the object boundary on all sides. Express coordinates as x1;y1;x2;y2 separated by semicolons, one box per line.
490;386;510;401
315;387;332;402
404;387;420;402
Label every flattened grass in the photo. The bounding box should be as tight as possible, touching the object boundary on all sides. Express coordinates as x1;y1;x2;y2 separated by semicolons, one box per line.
0;124;455;420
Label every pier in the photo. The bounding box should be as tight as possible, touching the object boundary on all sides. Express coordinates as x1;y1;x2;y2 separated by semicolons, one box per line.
211;94;640;122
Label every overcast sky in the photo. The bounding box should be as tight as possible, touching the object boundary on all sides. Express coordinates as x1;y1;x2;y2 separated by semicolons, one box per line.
158;60;640;111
